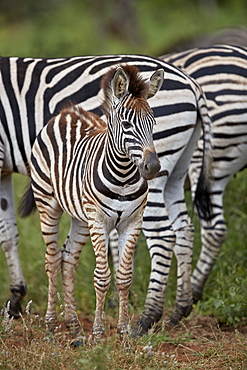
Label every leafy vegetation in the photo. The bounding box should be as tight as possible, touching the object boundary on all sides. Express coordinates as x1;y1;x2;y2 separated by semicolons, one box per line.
0;0;247;57
195;170;247;326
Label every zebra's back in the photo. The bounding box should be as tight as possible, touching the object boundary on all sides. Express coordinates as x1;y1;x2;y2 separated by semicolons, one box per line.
163;44;247;195
0;54;200;176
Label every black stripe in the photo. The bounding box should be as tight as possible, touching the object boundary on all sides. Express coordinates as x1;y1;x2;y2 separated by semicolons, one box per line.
0;98;18;172
183;48;247;69
25;60;48;145
154;123;195;141
212;107;247;122
0;58;28;170
158;145;185;157
153;102;195;119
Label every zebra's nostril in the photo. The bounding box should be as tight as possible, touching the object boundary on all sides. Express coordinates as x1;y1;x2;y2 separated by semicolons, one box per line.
141;152;161;180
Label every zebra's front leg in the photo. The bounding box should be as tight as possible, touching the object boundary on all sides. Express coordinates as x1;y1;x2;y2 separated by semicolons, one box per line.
89;222;111;338
116;215;145;337
61;219;89;343
45;246;62;333
0;174;26;318
93;258;111;339
115;238;135;336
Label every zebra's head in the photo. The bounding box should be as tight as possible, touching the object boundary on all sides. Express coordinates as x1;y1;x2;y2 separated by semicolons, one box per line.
101;64;163;180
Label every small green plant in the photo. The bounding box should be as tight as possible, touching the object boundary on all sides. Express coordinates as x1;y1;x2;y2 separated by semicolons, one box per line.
192;170;247;326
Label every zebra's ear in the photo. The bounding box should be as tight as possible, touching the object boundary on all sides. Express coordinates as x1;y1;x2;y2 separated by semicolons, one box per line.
147;69;164;99
111;67;129;100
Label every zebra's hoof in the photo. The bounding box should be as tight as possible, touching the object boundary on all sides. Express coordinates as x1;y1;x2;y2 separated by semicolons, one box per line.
117;323;129;337
1;298;22;319
168;304;193;326
192;288;203;304
131;315;158;338
70;334;86;347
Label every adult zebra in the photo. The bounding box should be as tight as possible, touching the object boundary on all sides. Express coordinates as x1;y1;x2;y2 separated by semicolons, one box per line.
0;53;212;331
110;44;247;334
19;65;163;343
161;44;247;304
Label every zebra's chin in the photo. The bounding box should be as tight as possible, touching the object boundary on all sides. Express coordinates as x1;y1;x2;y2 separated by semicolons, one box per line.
139;150;161;180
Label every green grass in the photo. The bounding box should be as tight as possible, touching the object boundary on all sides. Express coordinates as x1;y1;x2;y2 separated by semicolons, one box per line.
1;168;246;326
0;174;152;319
0;0;247;57
194;169;247;325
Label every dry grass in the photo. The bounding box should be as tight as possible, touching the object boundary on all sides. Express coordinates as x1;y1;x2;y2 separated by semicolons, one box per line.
1;302;247;370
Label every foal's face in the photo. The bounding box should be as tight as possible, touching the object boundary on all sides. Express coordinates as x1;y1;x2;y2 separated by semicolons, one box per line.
101;65;164;180
113;96;161;180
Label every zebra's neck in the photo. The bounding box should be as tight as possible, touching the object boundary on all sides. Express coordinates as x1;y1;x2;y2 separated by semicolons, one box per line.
96;131;141;188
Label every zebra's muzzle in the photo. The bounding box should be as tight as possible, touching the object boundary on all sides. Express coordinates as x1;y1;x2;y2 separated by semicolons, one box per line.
139;148;161;180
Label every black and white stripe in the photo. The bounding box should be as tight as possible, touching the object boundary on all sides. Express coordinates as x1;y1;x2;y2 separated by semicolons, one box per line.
20;65;163;341
0;53;212;332
161;44;247;303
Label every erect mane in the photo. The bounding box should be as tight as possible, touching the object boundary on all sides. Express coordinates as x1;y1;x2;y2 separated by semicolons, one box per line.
51;104;107;137
100;64;149;116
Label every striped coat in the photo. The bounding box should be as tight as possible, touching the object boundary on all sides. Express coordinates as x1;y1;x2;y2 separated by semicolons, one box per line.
162;44;247;303
1;54;212;335
20;65;163;342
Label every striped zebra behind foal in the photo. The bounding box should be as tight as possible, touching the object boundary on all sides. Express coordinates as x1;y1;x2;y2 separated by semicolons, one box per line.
109;44;247;334
19;65;164;342
161;44;247;304
0;53;212;328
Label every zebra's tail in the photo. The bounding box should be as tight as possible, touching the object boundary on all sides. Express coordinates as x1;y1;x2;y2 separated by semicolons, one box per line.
193;89;213;222
18;183;37;218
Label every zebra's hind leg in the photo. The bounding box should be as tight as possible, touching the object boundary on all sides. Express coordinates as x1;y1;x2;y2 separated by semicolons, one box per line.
0;174;27;318
131;189;176;337
192;217;227;303
132;231;175;336
37;197;63;335
168;224;194;326
61;218;89;345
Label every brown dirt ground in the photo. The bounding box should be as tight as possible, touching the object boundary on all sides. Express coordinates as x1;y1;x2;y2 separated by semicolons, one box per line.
78;313;247;365
156;314;247;365
80;313;247;366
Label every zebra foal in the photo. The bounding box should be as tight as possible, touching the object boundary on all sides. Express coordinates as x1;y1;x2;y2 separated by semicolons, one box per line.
20;64;163;342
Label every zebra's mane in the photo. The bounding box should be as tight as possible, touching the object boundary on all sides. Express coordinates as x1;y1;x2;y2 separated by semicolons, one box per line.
101;64;150;116
54;104;107;136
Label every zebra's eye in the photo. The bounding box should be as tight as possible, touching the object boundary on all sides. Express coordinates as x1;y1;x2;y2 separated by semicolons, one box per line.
122;121;132;129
